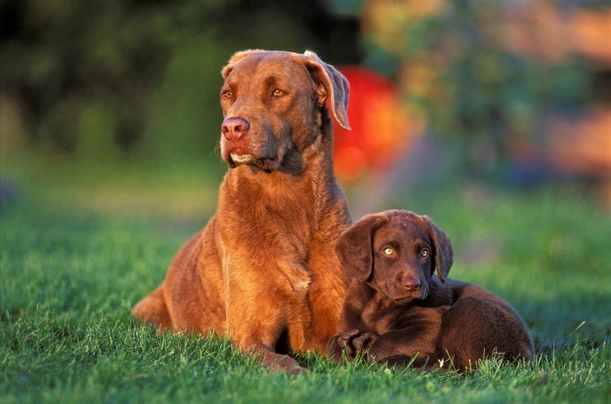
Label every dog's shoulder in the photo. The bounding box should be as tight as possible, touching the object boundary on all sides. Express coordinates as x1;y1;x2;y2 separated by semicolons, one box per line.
423;277;472;307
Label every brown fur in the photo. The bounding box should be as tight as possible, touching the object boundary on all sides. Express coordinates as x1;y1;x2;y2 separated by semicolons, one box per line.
132;50;353;374
329;210;534;371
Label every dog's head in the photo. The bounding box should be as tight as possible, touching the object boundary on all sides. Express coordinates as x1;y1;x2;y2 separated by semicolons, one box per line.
336;210;453;303
218;49;350;173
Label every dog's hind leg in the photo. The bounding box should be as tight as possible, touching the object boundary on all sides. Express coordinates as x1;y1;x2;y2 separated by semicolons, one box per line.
132;287;172;331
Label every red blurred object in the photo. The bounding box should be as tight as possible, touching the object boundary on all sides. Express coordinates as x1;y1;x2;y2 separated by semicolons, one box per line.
332;67;418;182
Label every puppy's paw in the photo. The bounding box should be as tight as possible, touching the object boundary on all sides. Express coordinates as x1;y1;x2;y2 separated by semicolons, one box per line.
352;331;378;354
328;329;361;362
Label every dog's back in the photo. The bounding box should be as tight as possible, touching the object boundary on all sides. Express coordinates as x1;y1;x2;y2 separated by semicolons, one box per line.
438;280;534;369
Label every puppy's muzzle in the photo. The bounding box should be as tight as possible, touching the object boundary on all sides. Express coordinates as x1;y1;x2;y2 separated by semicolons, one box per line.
402;276;421;292
394;275;428;303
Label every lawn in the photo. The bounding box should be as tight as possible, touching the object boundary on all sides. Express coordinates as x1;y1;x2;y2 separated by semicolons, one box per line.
1;182;610;403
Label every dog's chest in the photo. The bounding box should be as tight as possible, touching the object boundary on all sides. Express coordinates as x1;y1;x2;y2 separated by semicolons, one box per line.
217;173;345;299
219;206;316;292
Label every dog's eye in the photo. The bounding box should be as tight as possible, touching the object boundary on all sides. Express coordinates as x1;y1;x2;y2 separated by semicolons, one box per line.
272;89;286;97
383;247;394;256
222;90;233;100
420;248;430;258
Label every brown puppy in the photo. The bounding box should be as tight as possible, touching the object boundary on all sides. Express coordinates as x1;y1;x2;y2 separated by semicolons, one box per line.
132;50;352;374
329;210;534;371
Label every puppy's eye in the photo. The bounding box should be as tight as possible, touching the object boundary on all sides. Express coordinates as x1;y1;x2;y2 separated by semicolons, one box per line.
420;248;430;258
272;89;286;97
383;247;394;256
222;90;233;99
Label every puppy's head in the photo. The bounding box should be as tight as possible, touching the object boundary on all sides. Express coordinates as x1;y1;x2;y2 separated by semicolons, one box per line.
335;210;453;303
219;50;350;173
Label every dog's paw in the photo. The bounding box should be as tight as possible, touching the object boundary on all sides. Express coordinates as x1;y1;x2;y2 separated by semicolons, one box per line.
328;329;361;361
328;329;379;362
352;331;377;354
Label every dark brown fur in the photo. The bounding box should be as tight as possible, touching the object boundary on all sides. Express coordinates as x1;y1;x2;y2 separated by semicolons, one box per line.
329;210;534;371
132;50;352;374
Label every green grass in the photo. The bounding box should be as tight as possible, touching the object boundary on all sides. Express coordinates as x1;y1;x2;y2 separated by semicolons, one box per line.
1;185;610;403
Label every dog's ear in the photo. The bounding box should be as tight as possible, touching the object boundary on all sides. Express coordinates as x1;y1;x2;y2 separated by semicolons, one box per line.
221;49;265;79
302;51;351;130
336;214;386;281
422;215;453;282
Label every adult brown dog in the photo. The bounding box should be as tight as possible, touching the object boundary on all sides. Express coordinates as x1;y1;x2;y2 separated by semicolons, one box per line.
132;50;352;373
329;210;534;371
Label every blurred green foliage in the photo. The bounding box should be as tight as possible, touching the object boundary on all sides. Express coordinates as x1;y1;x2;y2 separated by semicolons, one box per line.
2;0;607;186
0;0;348;178
355;0;601;176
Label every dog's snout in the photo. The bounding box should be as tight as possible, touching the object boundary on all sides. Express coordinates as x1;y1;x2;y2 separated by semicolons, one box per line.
402;276;421;292
221;117;250;140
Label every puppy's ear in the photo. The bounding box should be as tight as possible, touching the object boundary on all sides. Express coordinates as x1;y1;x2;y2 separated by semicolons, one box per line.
422;216;453;282
221;49;265;79
302;51;351;130
336;214;386;281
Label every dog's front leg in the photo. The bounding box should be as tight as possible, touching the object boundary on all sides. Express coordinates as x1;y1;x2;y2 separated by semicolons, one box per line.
366;325;441;368
223;266;308;374
227;305;307;374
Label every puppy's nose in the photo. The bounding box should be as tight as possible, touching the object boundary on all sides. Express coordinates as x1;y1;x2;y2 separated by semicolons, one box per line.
221;117;250;140
402;276;421;292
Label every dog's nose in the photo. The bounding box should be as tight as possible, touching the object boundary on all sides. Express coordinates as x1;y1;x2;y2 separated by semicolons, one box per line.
221;117;250;140
402;276;421;292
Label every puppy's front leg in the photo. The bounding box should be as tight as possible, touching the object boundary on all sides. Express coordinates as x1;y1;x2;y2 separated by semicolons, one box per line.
366;325;440;367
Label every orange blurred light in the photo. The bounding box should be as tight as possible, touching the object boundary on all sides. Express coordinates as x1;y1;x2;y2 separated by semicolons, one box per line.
333;67;421;182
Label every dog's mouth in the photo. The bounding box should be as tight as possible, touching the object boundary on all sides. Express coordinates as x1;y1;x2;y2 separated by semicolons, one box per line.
229;153;279;172
393;296;420;305
391;289;428;305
